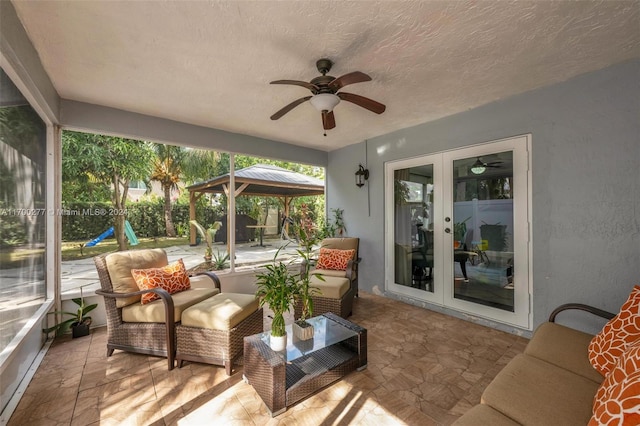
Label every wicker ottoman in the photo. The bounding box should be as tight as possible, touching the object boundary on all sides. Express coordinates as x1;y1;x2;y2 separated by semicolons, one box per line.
176;293;263;375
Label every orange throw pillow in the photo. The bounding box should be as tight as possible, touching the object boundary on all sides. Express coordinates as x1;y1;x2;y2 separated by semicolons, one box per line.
316;248;355;271
588;286;640;375
589;340;640;426
131;259;191;304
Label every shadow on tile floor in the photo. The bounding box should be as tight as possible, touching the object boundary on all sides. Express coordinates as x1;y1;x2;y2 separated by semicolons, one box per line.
8;292;528;425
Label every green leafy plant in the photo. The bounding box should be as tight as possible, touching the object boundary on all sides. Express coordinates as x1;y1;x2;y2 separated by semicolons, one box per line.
331;208;346;237
292;217;322;321
454;216;471;242
190;220;220;257
318;207;347;238
43;292;98;337
211;248;230;270
255;247;299;337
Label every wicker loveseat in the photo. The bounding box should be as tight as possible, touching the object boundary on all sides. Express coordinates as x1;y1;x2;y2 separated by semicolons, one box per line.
94;248;221;370
454;303;616;425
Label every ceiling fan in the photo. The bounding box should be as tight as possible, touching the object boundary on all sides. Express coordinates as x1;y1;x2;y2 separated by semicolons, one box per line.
470;157;503;175
270;58;386;133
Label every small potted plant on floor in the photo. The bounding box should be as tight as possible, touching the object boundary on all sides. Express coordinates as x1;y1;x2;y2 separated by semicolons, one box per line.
190;220;220;263
255;247;299;351
43;289;98;338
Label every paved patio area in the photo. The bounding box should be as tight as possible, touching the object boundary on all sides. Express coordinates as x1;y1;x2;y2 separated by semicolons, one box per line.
61;238;301;295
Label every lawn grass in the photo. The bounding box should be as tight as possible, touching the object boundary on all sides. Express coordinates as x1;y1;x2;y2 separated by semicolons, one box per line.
61;237;190;261
0;237;191;269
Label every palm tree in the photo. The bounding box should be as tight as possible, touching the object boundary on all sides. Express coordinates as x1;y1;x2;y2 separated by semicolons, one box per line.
150;144;186;237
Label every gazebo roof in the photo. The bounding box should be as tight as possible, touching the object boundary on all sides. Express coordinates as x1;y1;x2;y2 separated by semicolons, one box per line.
186;164;325;197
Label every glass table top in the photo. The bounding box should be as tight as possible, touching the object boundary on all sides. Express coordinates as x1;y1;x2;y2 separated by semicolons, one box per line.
257;315;358;362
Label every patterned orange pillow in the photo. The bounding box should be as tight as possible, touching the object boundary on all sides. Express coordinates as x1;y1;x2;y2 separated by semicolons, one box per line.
588;286;640;375
316;248;355;271
131;259;191;304
589;340;640;426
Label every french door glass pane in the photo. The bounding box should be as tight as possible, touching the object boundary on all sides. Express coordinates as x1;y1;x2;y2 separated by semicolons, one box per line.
452;151;514;311
393;165;434;293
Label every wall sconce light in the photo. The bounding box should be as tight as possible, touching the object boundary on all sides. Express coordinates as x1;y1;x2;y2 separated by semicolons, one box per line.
355;164;369;188
470;158;486;175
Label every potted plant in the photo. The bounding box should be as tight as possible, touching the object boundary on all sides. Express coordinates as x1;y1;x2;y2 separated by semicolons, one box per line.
331;208;346;237
454;216;471;246
190;220;220;262
255;247;299;351
43;289;98;338
292;220;321;341
211;248;230;270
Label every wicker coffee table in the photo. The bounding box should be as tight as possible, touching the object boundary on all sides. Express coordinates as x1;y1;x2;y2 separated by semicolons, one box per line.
243;312;367;416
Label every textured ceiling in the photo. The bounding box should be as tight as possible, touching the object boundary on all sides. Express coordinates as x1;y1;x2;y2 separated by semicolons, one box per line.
11;1;640;152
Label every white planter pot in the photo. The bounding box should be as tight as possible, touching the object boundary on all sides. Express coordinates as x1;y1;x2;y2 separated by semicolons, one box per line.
270;333;287;352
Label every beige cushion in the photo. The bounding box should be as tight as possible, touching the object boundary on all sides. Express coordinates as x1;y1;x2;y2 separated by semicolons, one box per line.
525;322;604;384
310;275;350;299
311;268;348;278
481;354;600;426
321;237;359;252
122;286;219;323
181;293;259;330
105;248;168;307
453;404;519;426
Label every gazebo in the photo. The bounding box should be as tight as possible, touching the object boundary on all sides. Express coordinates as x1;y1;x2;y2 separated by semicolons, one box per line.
186;164;325;245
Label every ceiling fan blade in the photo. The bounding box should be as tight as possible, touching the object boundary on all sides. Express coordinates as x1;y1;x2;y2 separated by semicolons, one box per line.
322;111;336;130
338;92;386;114
329;71;372;91
270;96;312;120
270;80;318;92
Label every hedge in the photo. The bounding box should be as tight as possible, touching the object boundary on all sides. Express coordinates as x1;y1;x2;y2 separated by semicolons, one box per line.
61;200;222;241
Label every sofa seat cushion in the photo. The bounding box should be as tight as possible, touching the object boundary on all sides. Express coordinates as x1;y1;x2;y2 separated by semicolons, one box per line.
181;293;259;330
122;285;219;323
309;275;350;299
453;404;519;426
311;268;348;278
105;248;168;307
482;354;600;426
525;322;604;384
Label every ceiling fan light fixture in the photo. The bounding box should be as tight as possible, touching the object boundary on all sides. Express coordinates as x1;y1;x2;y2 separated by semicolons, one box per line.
310;93;340;112
471;158;486;175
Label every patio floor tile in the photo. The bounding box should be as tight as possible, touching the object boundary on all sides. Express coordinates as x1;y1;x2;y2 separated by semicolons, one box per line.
8;292;527;425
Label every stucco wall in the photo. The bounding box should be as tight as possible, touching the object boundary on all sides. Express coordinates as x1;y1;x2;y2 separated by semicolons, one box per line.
328;59;640;334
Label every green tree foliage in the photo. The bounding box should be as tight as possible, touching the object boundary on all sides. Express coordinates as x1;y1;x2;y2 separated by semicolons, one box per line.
62;131;154;250
150;144;187;237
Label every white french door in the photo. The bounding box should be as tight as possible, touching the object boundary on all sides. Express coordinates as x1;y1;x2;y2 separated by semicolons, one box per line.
385;135;531;329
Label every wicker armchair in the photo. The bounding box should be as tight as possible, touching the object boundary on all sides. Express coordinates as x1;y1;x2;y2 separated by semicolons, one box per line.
294;237;360;319
94;249;221;370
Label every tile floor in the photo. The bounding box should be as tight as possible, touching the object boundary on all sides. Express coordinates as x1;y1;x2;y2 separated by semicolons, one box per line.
8;292;528;425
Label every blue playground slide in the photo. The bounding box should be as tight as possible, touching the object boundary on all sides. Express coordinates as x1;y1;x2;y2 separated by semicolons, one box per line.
85;221;139;247
85;227;113;247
